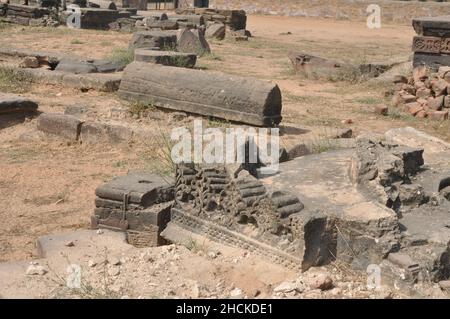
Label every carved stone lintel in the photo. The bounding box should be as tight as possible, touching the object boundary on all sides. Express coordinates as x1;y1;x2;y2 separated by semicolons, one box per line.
412;36;442;54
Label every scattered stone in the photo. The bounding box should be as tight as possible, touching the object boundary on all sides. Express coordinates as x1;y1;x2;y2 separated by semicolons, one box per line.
229;288;244;298
309;274;333;291
88;260;97;268
36;113;83;141
108;257;121;266
55;59;97;74
20;56;40;68
429;110;448;121
176;28;211;56
26;265;48;275
374;105;388;115
274;281;304;294
205;23;226;40
134;49;197;68
96;229;103;235
65;241;75;247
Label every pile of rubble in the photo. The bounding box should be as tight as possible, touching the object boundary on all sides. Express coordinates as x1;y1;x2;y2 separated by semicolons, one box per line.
176;7;247;31
392;65;450;120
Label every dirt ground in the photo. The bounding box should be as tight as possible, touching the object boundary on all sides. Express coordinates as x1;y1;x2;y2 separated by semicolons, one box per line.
0;14;449;298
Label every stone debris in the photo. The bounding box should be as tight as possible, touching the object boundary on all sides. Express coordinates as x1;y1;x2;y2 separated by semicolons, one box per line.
412;15;450;70
392;65;450;120
308;274;334;291
176;28;211;56
26;264;47;276
134;49;197;68
175;7;247;31
205;23;226;40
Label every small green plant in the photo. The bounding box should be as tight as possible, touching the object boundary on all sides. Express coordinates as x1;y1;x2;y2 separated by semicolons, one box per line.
128;100;156;117
70;39;84;45
106;48;134;65
185;237;209;254
0;66;32;93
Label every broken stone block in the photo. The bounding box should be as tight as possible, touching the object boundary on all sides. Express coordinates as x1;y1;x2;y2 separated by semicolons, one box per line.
405;102;423;116
427;95;444;111
55;59;97;74
444;96;450;108
92;172;174;247
387;253;421;283
176;28;211;56
429;110;449;121
145;19;178;30
134;49;197;68
36;113;83;140
0;93;38;114
205;23;226;40
437;66;450;79
95;172;174;206
392;91;416;106
415;88;431;99
288;52;343;78
62;8;119;30
91;60;126;73
129;30;177;50
87;0;117;10
431;79;448;96
118;62;282;126
80;121;133;144
19;56;40;68
374;105;388;115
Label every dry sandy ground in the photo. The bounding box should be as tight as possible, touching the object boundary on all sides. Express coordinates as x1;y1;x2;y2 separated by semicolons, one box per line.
0;14;449;298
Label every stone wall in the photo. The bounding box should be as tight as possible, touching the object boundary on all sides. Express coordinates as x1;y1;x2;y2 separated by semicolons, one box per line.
208;0;450;24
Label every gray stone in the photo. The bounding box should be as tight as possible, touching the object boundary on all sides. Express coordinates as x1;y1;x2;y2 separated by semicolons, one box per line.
134;49;196;68
118;62;282;126
94;172;173;206
205;23;226;40
36;113;83;140
55;59;97;74
62;8;119;30
80;121;133;144
91;60;126;73
0;93;38;114
413;53;450;72
413;16;450;38
145;20;178;30
129;30;178;50
87;0;117;10
176;28;211;56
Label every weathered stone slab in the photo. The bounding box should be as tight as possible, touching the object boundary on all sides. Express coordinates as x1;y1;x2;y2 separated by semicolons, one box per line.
55;59;97;74
176;28;211;56
95;172;174;206
129;30;178;50
62;8;119;30
87;0;117;10
205;22;226;40
36;113;83;140
413;53;450;71
144;19;178;30
21;68;121;92
0;93;38;114
134;49;196;68
118;62;282;126
413;16;450;38
80;121;133;144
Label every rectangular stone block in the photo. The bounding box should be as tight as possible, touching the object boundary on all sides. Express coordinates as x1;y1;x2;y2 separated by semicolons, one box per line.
118;62;282;126
80;121;133;144
412;36;442;54
413;53;450;71
36;113;83;140
0;93;38;114
413;15;450;38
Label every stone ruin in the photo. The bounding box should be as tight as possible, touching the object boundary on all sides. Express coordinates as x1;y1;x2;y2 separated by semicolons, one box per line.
412;15;450;71
90;128;450;289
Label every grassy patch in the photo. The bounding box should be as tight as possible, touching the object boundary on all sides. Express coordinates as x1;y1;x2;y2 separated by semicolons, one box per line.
106;48;134;65
353;96;384;105
0;66;32;93
127;100;156;117
70;39;84;45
